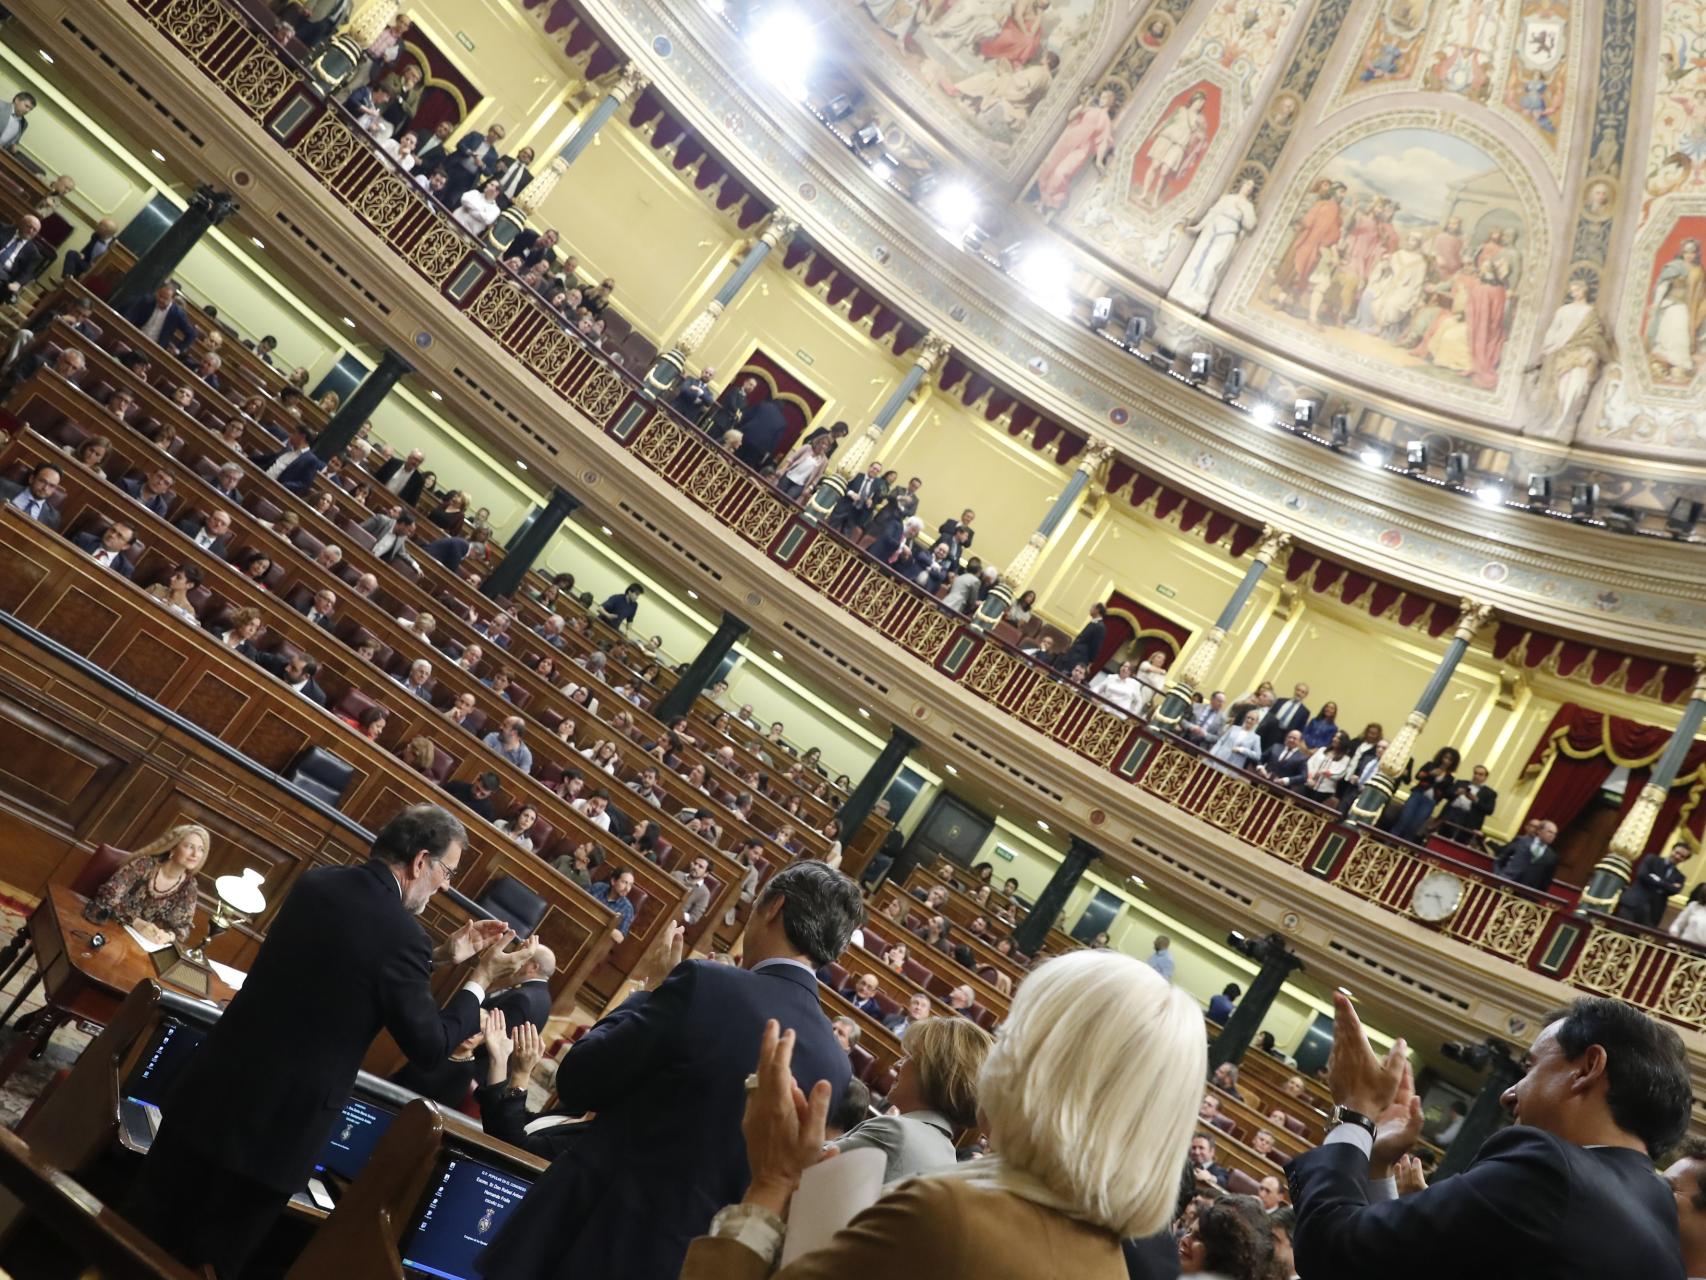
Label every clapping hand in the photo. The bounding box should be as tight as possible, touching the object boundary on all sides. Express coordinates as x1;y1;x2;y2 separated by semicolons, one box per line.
1369;1060;1425;1178
473;932;540;987
439;918;512;966
482;1008;512;1085
511;1021;544;1086
639;921;686;990
1394;1153;1428;1196
1327;991;1407;1123
741;1020;834;1218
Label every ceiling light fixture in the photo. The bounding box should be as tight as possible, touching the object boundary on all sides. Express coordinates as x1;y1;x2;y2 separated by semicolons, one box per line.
1570;482;1599;520
771;649;783;661
927;181;980;240
1327;411;1351;449
341;316;356;328
1443;451;1469;486
1293;399;1317;426
1188;351;1211;383
428;390;442;400
1668;498;1702;538
1404;440;1428;472
250;237;265;250
857;707;870;718
867;159;892;183
1475;482;1505;507
1036;819;1051;832
1222;364;1244;402
38;50;54;64
1359;446;1386;470
1250;401;1277;428
749;9;816;99
600;525;613;536
1525;474;1553;507
945;763;958;775
687;589;699;600
515;459;528;471
150;149;166;162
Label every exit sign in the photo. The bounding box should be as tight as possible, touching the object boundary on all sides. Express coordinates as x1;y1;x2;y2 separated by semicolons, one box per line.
795;349;814;366
1156;584;1176;598
455;30;475;50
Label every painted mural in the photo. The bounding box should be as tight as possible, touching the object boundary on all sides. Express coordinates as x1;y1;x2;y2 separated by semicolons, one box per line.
848;0;1106;169
1342;0;1433;91
1637;2;1706;229
1235;122;1542;412
1050;0;1304;270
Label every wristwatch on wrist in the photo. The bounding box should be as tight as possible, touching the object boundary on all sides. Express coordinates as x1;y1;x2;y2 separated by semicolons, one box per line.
1329;1105;1378;1139
709;1201;786;1265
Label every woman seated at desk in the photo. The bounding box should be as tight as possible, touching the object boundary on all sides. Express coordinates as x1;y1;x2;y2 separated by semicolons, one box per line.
84;823;209;945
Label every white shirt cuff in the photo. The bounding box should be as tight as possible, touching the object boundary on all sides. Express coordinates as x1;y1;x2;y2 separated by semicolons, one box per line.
1368;1174;1399;1202
461;981;486;1005
1324;1124;1374;1158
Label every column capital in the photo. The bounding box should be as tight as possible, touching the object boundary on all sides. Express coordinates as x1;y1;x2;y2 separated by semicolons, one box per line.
609;62;650;103
915;331;952;373
1251;525;1291;565
759;213;799;249
1077;438;1114;476
1453;598;1496;644
188;183;242;225
1691;653;1706;702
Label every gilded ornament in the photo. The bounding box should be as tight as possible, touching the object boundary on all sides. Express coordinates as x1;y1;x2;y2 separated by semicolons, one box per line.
163;0;225;53
524;326;575;379
1480;895;1545;959
1572;930;1640;996
965;646;1018;698
1076;709;1130;766
902;608;954;661
1019;678;1071;733
1657;955;1706;1027
409;225;466;283
1204;776;1256;832
797;539;850;589
736;495;789;547
574;369;626;424
631;415;683;469
1142;746;1198;803
1263;806;1322;865
471;280;526;335
850;573;902;624
356;174;412;233
227;50;292;115
685;454;737;508
1338;839;1401;899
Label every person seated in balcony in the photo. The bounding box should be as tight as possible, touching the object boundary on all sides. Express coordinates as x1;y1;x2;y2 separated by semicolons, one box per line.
375;62;422;130
868;515;925;575
1211;708;1264;771
1434;764;1497;843
912;541;955;592
348;84;395;140
85;822;209;945
1491;819;1560;892
1181;690;1228;746
411;119;455;167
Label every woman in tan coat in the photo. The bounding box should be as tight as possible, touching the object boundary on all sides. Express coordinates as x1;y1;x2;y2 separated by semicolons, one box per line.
679;948;1207;1278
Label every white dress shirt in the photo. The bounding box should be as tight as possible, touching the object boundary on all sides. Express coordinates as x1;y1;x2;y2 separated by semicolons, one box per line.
1090;670;1146;715
454;188;500;236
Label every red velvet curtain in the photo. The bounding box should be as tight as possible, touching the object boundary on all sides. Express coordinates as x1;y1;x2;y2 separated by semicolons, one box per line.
737;350;825;457
395;38;483;135
1096;591;1192;671
1523;704;1706;852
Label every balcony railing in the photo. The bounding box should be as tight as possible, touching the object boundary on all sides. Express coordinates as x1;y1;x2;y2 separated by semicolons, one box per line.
123;0;1706;1033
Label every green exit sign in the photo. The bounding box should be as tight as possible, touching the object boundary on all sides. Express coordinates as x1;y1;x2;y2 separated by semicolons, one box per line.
1156;584;1176;598
455;30;475;50
795;349;814;366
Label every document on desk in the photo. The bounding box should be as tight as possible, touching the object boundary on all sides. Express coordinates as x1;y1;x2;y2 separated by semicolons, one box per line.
123;923;171;953
779;1146;885;1265
208;960;247;991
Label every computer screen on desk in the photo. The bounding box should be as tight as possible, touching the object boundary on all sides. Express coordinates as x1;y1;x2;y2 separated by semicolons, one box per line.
122;1018;207;1107
401;1156;534;1280
314;1097;395;1181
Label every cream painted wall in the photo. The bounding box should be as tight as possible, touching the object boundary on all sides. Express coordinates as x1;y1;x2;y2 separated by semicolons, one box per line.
534;127;733;344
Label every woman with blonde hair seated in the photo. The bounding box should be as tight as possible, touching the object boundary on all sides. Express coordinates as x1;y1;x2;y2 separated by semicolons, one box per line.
84;823;210;945
682;948;1205;1277
831;1016;990;1183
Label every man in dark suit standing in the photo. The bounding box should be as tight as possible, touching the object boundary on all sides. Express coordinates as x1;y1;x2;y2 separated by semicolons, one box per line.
1059;602;1107;671
1492;820;1560;891
829;463;887;535
1258;682;1312;751
733;397;786;470
1435;764;1498;841
1261;730;1310;789
1617;843;1691;927
1288;992;1689;1280
128;805;538;1278
479;860;862;1280
713;373;757;436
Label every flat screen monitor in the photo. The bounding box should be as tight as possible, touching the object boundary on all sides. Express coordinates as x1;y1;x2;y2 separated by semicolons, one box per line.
121;1019;207;1108
314;1097;395;1181
401;1156;534;1280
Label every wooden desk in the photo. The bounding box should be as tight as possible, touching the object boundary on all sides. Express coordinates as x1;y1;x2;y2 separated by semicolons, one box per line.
0;885;239;1085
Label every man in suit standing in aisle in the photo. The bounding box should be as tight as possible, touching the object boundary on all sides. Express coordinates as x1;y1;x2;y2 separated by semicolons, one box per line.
128;805;538;1278
1258;682;1312;751
1616;842;1692;927
479;860;861;1280
1492;820;1560;891
1288;992;1689;1280
1058;602;1107;672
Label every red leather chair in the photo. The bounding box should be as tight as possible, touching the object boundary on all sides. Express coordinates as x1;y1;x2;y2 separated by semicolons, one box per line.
1226;1168;1262;1196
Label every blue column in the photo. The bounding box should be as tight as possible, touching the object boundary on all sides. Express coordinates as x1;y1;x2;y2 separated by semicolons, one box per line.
972;442;1112;632
647;214;798;390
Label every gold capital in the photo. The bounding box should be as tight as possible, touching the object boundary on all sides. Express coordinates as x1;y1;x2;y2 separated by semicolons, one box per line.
610;62;650;103
1453;598;1496;644
1077;438;1114;477
915;331;952;373
760;214;798;249
1252;525;1291;565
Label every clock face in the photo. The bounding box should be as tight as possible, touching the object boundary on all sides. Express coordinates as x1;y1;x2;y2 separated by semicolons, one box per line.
1412;870;1464;922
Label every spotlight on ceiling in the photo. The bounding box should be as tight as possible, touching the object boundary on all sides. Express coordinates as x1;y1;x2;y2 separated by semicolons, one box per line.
1327;411;1351;449
1443;451;1469;486
851;122;882;149
1570;481;1599;520
1475;482;1506;507
867;158;893;183
749;9;816;97
1188;351;1212;383
1250;401;1277;427
927;181;980;239
822;93;854;121
1525;474;1553;507
1668;498;1703;538
1360;446;1387;470
1222;364;1244;401
1605;504;1641;533
1404;440;1428;472
1294;399;1317;427
1122;314;1149;351
1090;296;1113;326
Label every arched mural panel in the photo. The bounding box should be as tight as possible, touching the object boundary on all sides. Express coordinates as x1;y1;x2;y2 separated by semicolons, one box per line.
1228;112;1549;418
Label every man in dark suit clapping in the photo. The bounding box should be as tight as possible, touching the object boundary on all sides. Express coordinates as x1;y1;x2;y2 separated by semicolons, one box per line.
1288;992;1690;1280
128;805;538;1279
1492;820;1560;891
1258;682;1312;751
480;860;862;1280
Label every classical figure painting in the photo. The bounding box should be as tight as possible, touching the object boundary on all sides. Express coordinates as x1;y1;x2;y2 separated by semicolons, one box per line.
1244;127;1534;402
1130;83;1220;209
851;0;1101;162
1642;219;1706;387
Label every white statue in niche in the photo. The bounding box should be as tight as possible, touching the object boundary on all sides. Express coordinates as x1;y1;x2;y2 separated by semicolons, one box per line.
1168;178;1259;314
